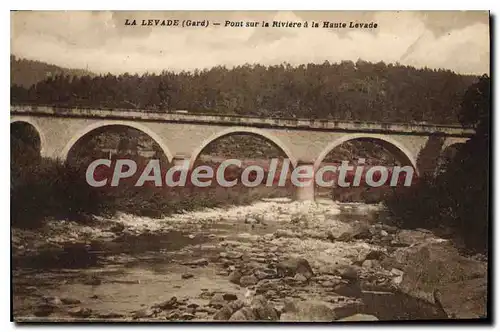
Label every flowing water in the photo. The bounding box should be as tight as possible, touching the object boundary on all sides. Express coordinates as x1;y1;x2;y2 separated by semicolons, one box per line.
12;200;451;321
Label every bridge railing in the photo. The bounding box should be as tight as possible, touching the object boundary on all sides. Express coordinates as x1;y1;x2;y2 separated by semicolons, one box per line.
10;103;475;131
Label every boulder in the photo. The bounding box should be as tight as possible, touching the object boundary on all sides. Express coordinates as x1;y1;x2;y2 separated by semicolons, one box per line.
276;257;314;279
395;241;487;319
294;273;308;282
253;268;276;280
337;266;359;281
212;301;246;321
228;270;243;284
208;294;227;309
251;295;279;320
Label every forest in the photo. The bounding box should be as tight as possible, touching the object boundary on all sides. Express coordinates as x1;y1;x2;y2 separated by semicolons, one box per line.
11;56;479;124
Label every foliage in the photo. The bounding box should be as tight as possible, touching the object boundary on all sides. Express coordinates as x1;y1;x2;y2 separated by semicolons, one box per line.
11;158;108;228
11;58;478;124
385;75;490;254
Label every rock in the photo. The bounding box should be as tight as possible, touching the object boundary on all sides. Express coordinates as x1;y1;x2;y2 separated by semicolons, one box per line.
42;296;62;306
255;279;284;294
82;276;101;286
68;307;92;318
199;290;215;299
181;273;194;279
332;300;365;318
380;230;389;237
110;223;125;233
182;258;209;266
132;308;154;319
320;279;342;288
180;313;195;320
228;270;243;284
60;297;81;305
362;260;380;269
251;295;279;320
294;273;308;283
209;294;227;309
337;222;372;242
283;297;297;312
223;293;238;301
253;268;276;280
213;306;233;320
276;257;314;279
333;282;363;298
33;304;56;317
280;300;337;322
338;314;379;321
391;268;404;285
336;232;352;242
364;250;386;261
396;229;435;246
396;241;488;318
220;251;243;259
200;306;217;315
213;300;245;320
166;311;180;320
274;229;298;239
381;235;394;243
239;275;258;287
229;307;257;321
381;224;399;234
95;312;125;319
154;297;178;310
338;266;359;281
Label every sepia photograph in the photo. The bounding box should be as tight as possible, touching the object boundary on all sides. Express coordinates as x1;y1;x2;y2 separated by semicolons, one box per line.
10;10;490;323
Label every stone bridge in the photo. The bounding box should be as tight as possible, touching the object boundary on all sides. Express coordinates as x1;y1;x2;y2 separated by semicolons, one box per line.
11;105;474;199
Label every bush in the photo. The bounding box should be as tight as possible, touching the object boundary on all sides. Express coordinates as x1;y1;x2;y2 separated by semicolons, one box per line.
11;158;110;228
384;76;490;254
11;157;293;228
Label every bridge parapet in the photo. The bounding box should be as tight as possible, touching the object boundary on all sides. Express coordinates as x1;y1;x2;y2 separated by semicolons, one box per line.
11;105;475;137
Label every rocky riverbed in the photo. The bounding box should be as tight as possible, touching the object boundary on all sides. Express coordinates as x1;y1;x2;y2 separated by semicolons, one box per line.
11;198;488;322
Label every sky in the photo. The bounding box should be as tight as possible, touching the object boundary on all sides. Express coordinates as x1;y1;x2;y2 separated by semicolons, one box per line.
11;11;490;75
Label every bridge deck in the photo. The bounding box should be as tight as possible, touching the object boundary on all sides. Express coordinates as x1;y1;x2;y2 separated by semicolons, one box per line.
11;105;475;137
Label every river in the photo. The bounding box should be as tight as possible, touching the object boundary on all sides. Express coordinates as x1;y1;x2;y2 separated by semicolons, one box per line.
11;198;487;321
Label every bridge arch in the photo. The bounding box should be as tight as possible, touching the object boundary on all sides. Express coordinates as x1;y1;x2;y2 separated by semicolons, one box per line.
10;118;45;157
314;133;419;175
60;120;174;162
189;127;297;169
